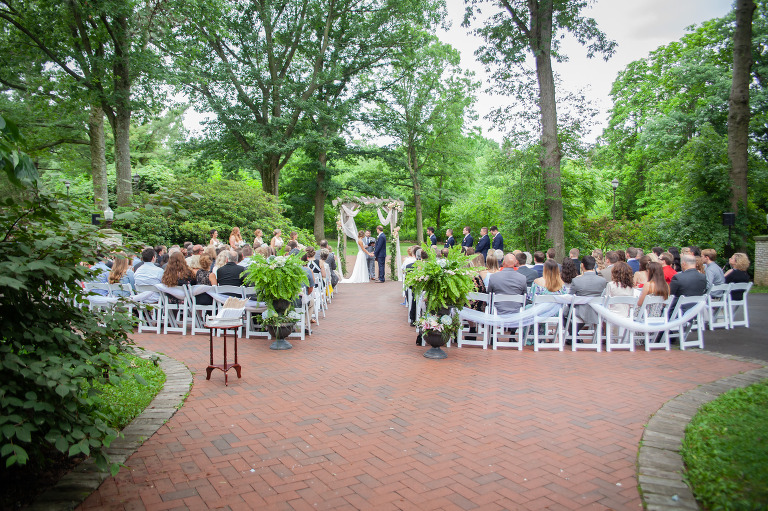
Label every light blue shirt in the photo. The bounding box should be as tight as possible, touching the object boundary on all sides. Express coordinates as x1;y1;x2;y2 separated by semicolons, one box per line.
88;261;111;295
134;262;164;301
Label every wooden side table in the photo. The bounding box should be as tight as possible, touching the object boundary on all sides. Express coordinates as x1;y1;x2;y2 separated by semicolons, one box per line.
205;323;242;385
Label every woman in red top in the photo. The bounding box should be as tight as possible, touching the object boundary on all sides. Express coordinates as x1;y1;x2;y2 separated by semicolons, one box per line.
660;252;677;284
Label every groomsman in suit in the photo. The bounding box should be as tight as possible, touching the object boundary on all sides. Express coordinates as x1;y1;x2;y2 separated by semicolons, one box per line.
444;229;455;249
427;227;437;247
461;226;473;250
475;227;490;259
490;226;504;251
364;230;376;280
373;225;387;283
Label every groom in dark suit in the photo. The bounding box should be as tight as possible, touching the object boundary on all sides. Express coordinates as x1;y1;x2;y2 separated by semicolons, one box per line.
374;225;387;283
475;227;490;259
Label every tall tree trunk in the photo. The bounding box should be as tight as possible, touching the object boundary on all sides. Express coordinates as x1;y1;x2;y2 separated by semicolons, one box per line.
532;2;564;260
728;0;755;250
89;105;108;208
435;173;444;231
314;150;328;240
112;16;132;206
260;155;280;196
408;146;424;245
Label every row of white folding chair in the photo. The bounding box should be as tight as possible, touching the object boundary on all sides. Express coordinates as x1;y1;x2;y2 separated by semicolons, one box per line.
82;282;134;315
706;283;731;330
727;282;752;329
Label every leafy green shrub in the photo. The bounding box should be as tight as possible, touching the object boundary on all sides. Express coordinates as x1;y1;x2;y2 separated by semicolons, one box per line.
682;380;768;510
0;191;134;474
113;177;316;247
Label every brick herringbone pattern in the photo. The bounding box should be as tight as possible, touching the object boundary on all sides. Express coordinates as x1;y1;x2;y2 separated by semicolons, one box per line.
79;281;759;510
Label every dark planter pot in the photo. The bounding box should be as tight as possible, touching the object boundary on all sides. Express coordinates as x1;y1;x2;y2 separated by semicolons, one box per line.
423;331;447;359
266;323;295;350
272;299;292;316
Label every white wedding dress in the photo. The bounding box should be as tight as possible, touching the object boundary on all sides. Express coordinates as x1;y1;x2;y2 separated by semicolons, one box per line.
342;239;371;283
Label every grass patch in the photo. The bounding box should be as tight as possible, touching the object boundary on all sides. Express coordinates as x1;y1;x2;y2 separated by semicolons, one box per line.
93;353;166;429
751;285;768;294
681;379;768;510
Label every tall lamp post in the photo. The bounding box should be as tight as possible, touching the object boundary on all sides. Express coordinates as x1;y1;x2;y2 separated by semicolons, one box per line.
63;180;70;198
611;178;619;220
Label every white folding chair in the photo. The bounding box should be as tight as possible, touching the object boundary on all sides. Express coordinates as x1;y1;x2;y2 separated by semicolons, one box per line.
160;286;190;335
135;284;162;334
215;285;245;299
728;282;753;328
636;295;674;351
242;286;270;339
532;295;564;351
706;283;731;330
667;295;706;350
108;283;135;316
568;297;604;352
457;292;491;349
190;285;217;336
603;295;638;352
491;294;526;350
83;282;115;312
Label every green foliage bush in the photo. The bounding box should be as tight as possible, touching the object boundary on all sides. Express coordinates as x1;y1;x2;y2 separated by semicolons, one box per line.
0;191;134;474
113;177;316;247
682;380;768;510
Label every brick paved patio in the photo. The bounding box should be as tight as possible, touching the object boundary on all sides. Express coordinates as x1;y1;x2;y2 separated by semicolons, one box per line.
79;280;760;510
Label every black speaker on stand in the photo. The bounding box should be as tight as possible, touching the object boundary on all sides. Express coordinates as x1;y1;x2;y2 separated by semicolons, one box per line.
723;212;735;258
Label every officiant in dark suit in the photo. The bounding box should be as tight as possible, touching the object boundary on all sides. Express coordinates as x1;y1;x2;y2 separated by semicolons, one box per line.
374;225;387;283
461;226;473;251
444;229;455;249
490;226;504;251
475;227;490;259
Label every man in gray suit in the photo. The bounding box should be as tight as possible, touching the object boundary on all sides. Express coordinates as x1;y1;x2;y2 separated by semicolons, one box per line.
600;251;619;281
364;230;375;280
570;255;607;327
515;252;537;286
487;253;527;314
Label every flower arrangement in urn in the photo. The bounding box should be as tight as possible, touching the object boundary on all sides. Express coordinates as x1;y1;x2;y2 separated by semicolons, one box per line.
417;312;461;342
242;254;308;314
404;244;475;313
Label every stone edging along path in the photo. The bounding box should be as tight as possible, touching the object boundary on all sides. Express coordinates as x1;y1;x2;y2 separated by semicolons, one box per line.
26;349;193;511
638;352;768;511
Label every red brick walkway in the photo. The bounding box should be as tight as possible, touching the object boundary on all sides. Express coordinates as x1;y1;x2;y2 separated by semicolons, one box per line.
80;281;759;510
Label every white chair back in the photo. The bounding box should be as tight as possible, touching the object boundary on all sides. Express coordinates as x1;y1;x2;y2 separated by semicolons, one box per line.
706;283;732;330
457;292;491;349
602;295;638;352
531;294;564;351
728;282;752;328
491;293;527;350
669;295;706;350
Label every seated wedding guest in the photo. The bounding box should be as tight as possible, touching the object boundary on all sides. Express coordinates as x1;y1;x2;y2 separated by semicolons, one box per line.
254;245;270;258
616;249;626;262
286;240;300;256
193;254;216;305
212;251;229;275
134;247;164;302
216;250;246;287
319;249;336;285
570;255;607;330
161;252;196;304
304;247;324;285
202;246;217;269
208;229;221;248
702;248;724;294
317;240;337;275
670;254;708;311
724;252;751;300
154;245;167;267
637;262;670;318
546;248;557;262
531;259;566;296
463;247;475;256
270;229;284;252
186;244;204;268
648;252;660;263
108;254;135;296
240;245;255;267
253;229;264;247
493;249;504;262
591;248;605;271
606;261;635;319
523;251;533;266
626;247;640;273
229;227;245;248
560;257;577;287
667;246;682;271
600;251;619;281
487;254;527;314
87;253;113;295
440;248;450;258
401;246;417;271
184;241;193;257
481;253;500;288
569;248;581;275
660;252;677;283
516;252;537;286
633;255;650;288
532;251;546;277
652;247;663;258
468;254;488;311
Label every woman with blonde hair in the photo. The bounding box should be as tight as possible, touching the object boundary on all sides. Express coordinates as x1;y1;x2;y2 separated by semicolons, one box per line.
591;248;605;271
229;226;245;248
724;252;751;301
531;259;565;296
212;251;229;276
108;253;135;296
481;253;500;288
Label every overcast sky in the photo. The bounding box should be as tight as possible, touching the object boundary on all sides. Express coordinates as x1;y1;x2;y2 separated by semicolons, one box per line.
440;0;735;142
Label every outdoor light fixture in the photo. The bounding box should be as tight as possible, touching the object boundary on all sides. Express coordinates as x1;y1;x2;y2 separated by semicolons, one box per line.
611;178;619;220
63;180;70;198
103;206;114;228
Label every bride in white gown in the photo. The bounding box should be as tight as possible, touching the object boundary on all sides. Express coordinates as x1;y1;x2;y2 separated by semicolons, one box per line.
342;230;374;283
